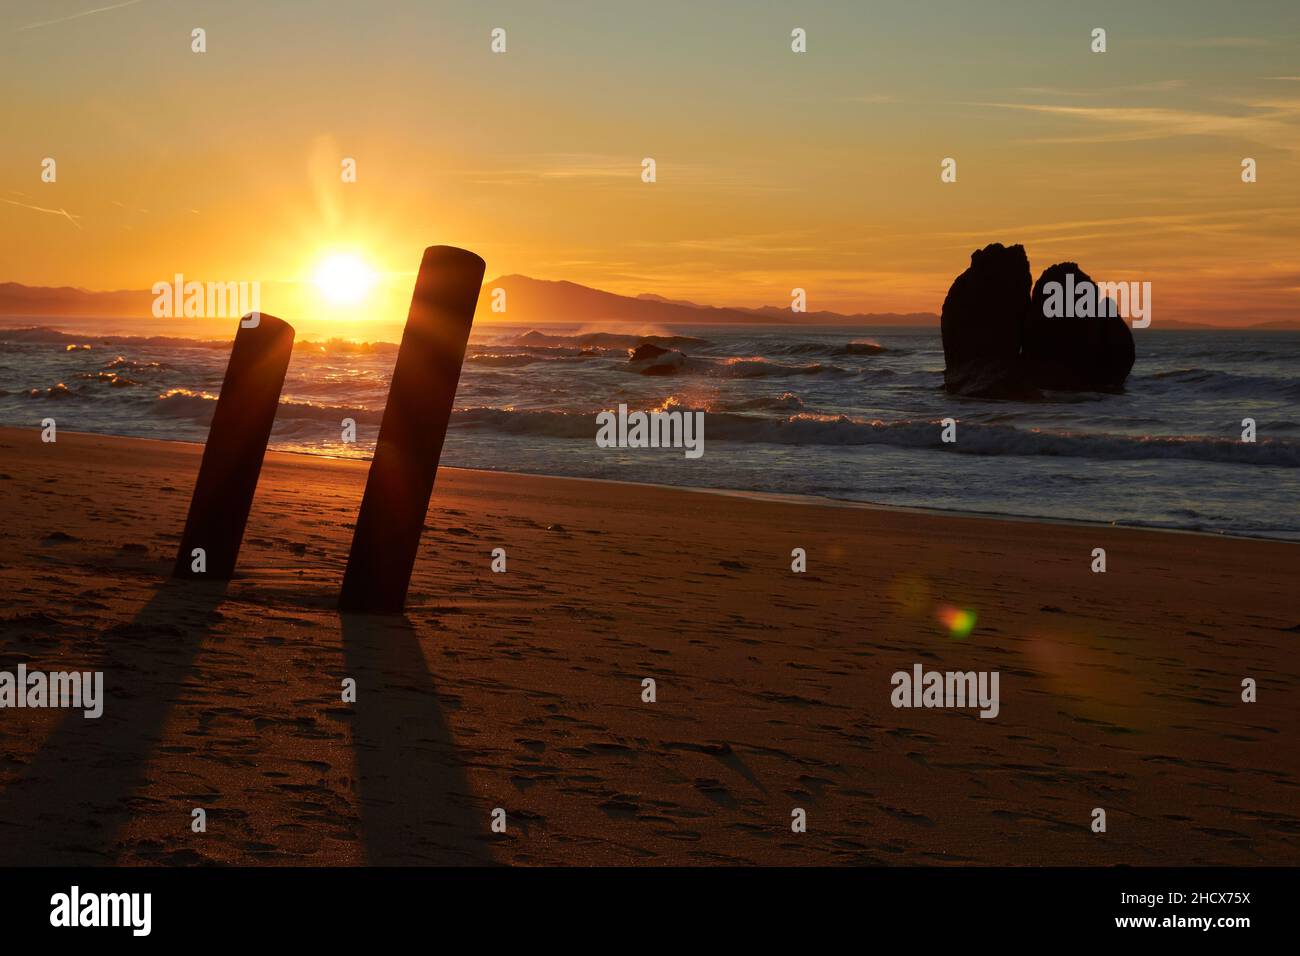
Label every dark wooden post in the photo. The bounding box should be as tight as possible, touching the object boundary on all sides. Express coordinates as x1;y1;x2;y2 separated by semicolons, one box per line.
339;246;484;613
173;313;295;579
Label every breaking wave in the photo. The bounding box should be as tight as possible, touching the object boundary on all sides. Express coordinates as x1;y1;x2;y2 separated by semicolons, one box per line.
451;406;1300;466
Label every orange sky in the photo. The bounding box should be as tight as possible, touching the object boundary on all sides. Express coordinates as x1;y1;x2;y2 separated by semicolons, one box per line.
2;0;1298;326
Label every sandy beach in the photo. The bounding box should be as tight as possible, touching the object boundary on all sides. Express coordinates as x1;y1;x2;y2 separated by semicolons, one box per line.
0;425;1296;866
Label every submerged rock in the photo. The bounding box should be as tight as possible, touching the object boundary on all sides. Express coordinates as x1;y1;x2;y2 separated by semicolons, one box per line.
941;356;1041;401
628;342;686;376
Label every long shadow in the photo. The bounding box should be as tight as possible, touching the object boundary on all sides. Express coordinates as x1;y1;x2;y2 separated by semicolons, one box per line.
341;613;492;865
0;580;227;865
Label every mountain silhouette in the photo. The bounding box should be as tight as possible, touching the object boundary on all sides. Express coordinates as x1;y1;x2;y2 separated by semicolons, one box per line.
475;275;937;326
0;277;936;327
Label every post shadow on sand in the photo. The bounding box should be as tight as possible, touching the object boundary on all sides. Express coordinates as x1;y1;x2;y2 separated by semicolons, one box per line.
0;580;228;865
0;586;491;865
340;612;491;865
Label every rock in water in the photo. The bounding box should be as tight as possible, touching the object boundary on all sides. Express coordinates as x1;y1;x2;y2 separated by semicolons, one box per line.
628;342;685;376
939;243;1039;399
1024;263;1135;391
939;246;1137;397
629;343;670;362
941;355;1040;400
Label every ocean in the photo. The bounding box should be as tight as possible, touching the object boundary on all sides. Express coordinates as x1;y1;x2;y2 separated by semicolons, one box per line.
2;320;1297;540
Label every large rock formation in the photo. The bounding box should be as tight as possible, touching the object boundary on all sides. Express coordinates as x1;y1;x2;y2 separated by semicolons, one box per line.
940;244;1135;397
1024;262;1135;391
939;243;1039;399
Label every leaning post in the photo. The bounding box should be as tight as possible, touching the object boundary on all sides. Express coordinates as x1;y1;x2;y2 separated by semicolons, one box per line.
173;312;295;580
338;246;484;613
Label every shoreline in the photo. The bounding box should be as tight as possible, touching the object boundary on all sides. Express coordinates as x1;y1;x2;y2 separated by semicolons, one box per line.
7;425;1296;544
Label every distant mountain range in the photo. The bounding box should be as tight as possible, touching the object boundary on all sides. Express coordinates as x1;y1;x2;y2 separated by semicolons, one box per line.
0;276;935;326
0;276;1293;329
0;282;157;317
476;275;938;326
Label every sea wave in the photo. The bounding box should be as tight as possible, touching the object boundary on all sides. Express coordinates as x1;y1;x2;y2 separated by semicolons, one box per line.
705;356;858;378
1145;367;1300;399
451;406;1300;466
498;330;711;351
152;389;383;426
0;326;230;350
734;392;805;411
769;339;890;357
295;337;398;355
0;325;412;357
102;355;170;373
467;346;603;367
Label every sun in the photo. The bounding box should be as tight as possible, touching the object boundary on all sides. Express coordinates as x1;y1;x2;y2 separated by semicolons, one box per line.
313;252;376;306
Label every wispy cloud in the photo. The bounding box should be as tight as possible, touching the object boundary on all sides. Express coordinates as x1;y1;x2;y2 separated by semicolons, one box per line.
536;154;638;181
17;0;146;33
451;154;640;186
975;100;1300;151
454;153;780;191
929;207;1300;255
2;197;83;229
1175;36;1272;49
1015;80;1186;98
110;200;150;214
842;93;897;104
629;231;820;259
934;210;1279;240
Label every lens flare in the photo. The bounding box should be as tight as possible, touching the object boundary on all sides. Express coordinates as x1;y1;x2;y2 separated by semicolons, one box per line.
937;605;977;639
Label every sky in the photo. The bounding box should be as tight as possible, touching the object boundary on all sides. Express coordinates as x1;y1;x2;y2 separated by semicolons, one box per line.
2;0;1298;326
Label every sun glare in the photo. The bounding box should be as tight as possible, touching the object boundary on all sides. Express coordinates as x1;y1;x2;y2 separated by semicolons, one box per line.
313;253;376;306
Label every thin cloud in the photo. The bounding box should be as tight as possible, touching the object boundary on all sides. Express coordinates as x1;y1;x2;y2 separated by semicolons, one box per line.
2;197;83;229
17;0;146;33
935;208;1300;240
975;101;1300;151
627;231;821;261
453;154;779;191
537;154;637;181
1015;80;1186;97
1175;37;1272;49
